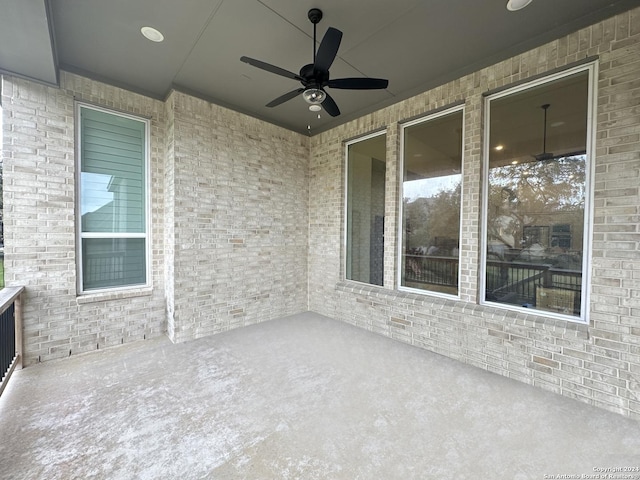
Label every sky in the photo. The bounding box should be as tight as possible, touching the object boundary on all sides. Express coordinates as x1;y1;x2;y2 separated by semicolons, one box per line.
403;173;460;202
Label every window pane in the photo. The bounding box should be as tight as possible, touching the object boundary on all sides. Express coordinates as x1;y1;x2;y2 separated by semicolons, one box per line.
346;134;386;286
78;105;148;292
401;110;463;295
82;238;146;290
80;107;145;233
485;71;588;317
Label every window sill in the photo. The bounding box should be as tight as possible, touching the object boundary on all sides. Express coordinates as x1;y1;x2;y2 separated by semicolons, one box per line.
77;286;154;304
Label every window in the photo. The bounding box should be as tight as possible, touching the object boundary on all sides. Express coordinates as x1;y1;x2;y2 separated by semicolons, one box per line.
400;107;463;296
77;104;149;292
483;65;594;321
345;132;386;286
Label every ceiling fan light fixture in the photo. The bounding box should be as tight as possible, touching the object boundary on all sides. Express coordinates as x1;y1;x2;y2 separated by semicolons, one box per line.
302;88;326;104
506;0;533;11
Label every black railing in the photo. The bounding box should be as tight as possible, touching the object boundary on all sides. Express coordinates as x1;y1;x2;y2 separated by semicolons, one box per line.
486;260;581;314
486;260;546;303
1;303;16;380
0;286;25;397
403;255;582;314
404;255;458;287
85;251;125;286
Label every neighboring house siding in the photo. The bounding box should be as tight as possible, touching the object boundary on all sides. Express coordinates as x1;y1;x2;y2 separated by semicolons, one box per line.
1;71;310;364
309;7;640;418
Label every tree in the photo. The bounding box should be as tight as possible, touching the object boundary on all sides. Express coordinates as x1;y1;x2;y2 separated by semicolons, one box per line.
404;180;461;254
487;154;585;262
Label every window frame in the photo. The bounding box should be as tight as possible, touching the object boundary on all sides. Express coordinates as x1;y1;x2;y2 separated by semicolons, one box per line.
343;129;387;286
75;102;151;295
397;104;465;299
480;62;597;324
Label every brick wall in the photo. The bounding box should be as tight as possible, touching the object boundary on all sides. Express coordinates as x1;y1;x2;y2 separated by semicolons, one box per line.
1;72;167;364
166;91;309;342
1;71;310;363
308;7;640;418
164;93;177;340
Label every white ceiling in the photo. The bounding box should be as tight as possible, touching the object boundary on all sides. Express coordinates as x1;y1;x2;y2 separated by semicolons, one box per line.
0;0;637;135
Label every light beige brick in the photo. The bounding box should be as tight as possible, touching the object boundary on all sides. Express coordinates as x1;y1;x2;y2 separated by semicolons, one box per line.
309;7;640;419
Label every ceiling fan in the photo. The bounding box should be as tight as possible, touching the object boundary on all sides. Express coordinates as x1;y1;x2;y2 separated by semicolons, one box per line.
240;8;389;117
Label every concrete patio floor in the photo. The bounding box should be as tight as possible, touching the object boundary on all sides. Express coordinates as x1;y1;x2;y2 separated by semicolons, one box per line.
0;312;639;479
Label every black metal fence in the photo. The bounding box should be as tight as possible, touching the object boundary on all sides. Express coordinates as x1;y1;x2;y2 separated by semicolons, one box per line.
403;255;582;314
84;251;125;287
0;286;24;397
0;303;16;382
486;260;581;314
404;255;458;287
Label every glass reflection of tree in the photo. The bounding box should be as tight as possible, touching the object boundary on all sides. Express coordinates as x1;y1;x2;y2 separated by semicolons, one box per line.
487;155;585;262
404;181;461;254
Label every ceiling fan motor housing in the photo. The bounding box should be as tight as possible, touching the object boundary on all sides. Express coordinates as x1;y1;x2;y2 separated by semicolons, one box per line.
300;64;329;87
308;8;323;24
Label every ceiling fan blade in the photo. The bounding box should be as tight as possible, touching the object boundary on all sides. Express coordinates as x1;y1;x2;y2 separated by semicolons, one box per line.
328;77;389;90
321;91;340;117
266;88;305;108
240;56;302;81
314;27;342;73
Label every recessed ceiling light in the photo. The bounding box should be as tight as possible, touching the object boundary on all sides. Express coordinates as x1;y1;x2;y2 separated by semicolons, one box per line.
309;104;322;112
551;121;565;128
511;160;519;165
506;0;533;11
141;26;164;43
495;145;504;151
